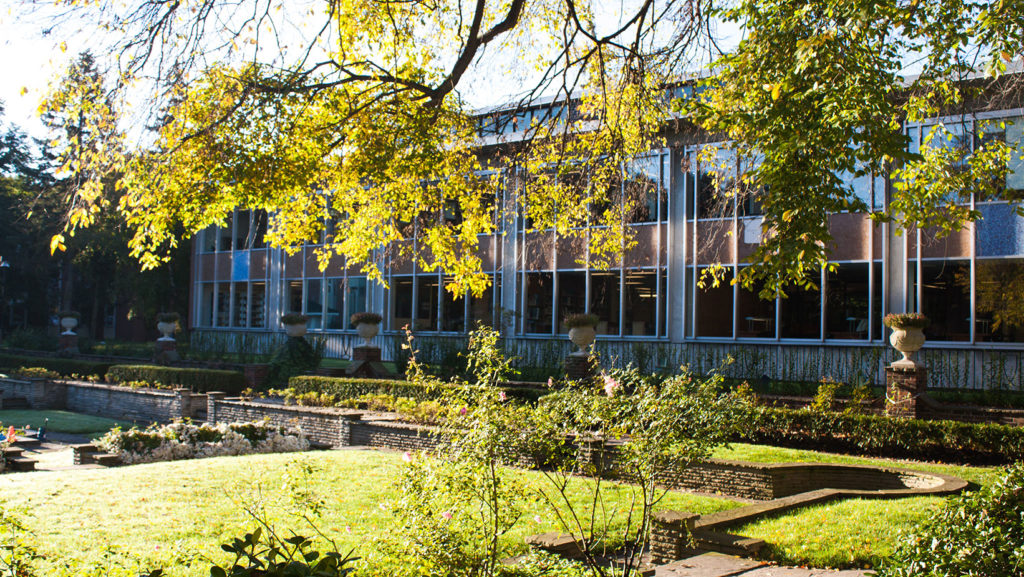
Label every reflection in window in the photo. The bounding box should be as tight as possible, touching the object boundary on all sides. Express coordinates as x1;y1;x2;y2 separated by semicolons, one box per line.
975;259;1024;343
557;271;586;332
696;267;733;337
623;155;667;223
779;282;821;339
623;270;658;336
391;277;413;330
201;228;217;252
287;281;303;314
825;263;870;340
525;273;553;334
590;271;620;335
911;260;970;341
347;278;368;321
736;274;775;338
470;275;499;328
416;276;439;331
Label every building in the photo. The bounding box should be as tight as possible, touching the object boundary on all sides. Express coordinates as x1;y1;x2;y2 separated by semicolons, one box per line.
188;86;1024;389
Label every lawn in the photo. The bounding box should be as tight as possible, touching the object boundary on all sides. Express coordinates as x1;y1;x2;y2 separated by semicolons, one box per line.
0;409;131;437
712;443;999;569
0;443;999;574
0;449;740;576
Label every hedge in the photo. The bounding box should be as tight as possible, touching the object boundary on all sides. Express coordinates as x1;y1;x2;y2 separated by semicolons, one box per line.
0;353;111;379
107;365;247;394
736;405;1024;465
288;375;550;404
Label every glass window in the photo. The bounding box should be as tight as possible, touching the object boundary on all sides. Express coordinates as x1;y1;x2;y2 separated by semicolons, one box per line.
524;272;553;334
736;274;775;338
251;283;266;328
325;279;345;329
590;270;620;335
416;275;439;331
215;284;231;327
977;203;1024;257
232;282;248;327
696;267;733;337
391;277;414;330
347;277;368;321
623;155;666;223
470;275;499;328
441;275;465;332
976;258;1024;343
305;279;323;329
825;263;870;340
287;281;303;314
235;211;250;251
911;259;970;342
557;271;586;332
199;284;214;326
779;282;821;339
201;227;217;252
623;270;658;336
218;214;233;252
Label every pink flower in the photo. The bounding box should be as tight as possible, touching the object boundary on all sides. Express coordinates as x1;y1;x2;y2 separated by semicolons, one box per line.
345;525;352;534
459;406;467;416
498;391;507;402
441;511;453;520
534;515;542;523
547;377;554;387
402;451;413;462
602;373;619;397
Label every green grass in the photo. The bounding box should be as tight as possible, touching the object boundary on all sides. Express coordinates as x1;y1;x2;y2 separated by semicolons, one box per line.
712;442;999;570
0;410;131;436
0;449;739;575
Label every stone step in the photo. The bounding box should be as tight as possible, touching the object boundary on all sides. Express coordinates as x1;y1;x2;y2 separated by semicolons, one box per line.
691;531;765;556
93;453;123;467
695;489;841;531
652;552;764;577
4;456;37;472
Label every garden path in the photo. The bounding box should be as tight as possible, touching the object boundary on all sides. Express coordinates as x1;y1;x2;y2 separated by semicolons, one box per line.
654;552;870;576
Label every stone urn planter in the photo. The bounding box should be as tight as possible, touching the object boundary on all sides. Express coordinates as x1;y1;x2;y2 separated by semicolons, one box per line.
351;312;383;346
58;312;80;335
884;313;929;369
156;313;180;341
281;314;309;338
566;313;599;355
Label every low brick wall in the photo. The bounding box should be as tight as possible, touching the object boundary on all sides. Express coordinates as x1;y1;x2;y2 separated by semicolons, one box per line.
0;377;204;424
349;419;439;452
207;394;361;447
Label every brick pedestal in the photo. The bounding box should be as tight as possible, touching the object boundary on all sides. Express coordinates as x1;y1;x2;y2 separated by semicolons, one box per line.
155;339;179;364
207;392;227;423
565;353;596;381
57;333;79;356
651;510;699;564
885;366;927;419
352;346;382;362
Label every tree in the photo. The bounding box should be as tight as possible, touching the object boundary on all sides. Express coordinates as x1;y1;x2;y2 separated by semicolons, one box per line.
689;0;1024;297
27;0;1024;296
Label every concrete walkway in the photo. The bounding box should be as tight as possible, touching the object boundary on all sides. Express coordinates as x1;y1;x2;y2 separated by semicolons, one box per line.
653;553;870;577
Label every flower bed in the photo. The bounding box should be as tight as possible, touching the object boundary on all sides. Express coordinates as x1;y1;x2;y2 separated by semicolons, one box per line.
97;420;309;465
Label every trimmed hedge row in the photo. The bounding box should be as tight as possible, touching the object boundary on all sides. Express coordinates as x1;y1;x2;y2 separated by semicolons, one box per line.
107;365;247;394
0;353;111;378
288;375;550;404
737;405;1024;465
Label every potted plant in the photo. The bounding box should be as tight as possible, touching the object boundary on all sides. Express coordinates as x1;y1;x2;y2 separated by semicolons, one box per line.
565;313;599;354
156;312;180;340
351;312;383;346
281;313;309;338
884;312;930;368
58;311;80;335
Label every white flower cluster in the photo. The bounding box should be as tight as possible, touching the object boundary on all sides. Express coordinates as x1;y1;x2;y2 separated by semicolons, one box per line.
97;420;310;465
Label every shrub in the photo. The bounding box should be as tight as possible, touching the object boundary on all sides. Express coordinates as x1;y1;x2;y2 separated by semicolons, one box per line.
877;463;1024;577
883;312;930;329
280;313;308;325
288;375;549;404
350;312;383;325
736;405;1024;464
106;364;247;394
97;421;309;464
2;329;58;352
0;354;110;378
809;378;840;412
10;367;61;380
564;313;599;328
266;336;321;387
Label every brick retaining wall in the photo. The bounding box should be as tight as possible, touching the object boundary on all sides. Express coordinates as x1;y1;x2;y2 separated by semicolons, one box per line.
0;377;204;423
